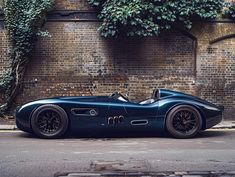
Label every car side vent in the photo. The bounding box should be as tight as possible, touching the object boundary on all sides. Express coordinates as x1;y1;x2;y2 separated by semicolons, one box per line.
108;116;124;125
71;108;98;116
131;120;148;126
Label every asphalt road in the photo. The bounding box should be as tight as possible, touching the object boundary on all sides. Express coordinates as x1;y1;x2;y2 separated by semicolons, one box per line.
0;130;235;177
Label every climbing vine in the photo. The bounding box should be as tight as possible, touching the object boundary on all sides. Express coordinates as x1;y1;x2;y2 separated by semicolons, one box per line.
0;0;54;116
88;0;224;37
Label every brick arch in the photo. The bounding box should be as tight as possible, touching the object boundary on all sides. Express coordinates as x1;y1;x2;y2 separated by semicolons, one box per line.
210;33;235;45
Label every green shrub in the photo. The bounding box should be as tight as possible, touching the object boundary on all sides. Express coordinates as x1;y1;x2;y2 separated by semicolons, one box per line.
88;0;224;37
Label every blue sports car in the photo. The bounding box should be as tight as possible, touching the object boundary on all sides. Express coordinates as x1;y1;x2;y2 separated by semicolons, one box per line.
16;89;223;139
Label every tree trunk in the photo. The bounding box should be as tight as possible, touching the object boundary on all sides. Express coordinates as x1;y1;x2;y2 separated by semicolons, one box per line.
0;52;29;114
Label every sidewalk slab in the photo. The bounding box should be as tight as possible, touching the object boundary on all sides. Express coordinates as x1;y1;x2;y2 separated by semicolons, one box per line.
56;171;235;177
212;121;235;129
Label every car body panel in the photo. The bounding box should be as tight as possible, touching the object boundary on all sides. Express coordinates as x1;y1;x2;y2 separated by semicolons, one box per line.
16;89;223;135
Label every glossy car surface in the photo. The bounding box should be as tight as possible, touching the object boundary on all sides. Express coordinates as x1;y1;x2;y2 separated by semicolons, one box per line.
16;89;223;138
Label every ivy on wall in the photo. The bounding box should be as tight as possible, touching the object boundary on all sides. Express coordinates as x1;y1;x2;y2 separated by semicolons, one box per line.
224;2;235;19
88;0;224;37
0;0;54;116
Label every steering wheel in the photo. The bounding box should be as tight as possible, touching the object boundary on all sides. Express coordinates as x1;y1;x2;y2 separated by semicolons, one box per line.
110;92;129;102
119;93;129;102
110;92;120;98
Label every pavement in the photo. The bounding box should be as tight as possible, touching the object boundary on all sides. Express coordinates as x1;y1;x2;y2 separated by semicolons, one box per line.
0;130;235;177
0;120;235;130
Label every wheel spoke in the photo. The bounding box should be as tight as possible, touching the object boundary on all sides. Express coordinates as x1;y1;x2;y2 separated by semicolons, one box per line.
37;110;62;134
172;109;198;134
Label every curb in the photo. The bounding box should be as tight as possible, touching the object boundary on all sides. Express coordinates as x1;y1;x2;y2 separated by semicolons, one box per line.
0;125;18;130
56;171;235;177
213;125;235;129
212;121;235;129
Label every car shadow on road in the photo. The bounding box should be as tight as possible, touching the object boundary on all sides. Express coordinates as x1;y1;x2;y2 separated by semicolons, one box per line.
16;129;230;140
68;130;230;140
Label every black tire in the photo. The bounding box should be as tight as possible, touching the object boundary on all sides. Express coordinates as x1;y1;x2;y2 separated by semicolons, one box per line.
166;105;202;138
31;104;69;139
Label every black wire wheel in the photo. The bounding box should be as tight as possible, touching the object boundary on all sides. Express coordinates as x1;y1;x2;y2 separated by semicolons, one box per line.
166;105;202;138
31;104;69;139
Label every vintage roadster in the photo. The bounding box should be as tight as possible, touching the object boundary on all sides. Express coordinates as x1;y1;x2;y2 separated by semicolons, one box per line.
16;89;223;139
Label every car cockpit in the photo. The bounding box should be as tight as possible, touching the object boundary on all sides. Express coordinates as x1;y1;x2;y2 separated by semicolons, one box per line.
110;89;160;105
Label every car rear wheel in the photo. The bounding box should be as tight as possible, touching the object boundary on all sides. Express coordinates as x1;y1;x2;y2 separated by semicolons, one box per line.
31;104;69;139
166;105;202;138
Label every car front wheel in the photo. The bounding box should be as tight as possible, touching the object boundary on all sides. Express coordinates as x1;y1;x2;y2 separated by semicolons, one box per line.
166;105;202;138
31;104;69;139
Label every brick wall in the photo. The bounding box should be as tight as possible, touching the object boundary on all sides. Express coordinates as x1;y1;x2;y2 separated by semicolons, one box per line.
197;39;235;119
0;0;234;119
191;23;235;120
21;22;196;102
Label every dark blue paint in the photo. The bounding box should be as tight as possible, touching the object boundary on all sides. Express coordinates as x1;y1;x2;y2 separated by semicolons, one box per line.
16;89;223;135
